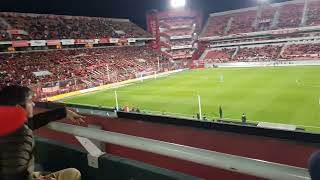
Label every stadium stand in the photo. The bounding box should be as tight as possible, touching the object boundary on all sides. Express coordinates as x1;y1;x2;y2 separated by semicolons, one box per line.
0;12;151;41
307;1;320;26
0;46;168;96
201;0;320;37
228;10;257;35
204;48;236;62
2;1;320;179
258;5;278;31
282;43;320;60
161;29;194;37
2;1;320;97
161;19;194;29
168;49;194;59
234;45;282;61
202;14;230;37
200;0;320;64
204;45;283;62
170;39;194;46
277;3;304;28
147;10;201;60
202;42;320;62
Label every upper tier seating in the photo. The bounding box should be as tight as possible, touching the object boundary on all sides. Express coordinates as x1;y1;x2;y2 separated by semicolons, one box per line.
228;10;257;35
277;3;304;28
201;1;320;37
161;19;194;28
307;1;320;26
0;12;151;41
159;16;199;60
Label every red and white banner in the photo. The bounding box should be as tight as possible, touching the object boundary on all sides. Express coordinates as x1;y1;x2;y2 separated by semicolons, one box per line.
74;39;95;44
172;53;193;59
2;36;143;48
127;38;136;43
170;25;192;30
259;19;271;23
99;38;110;44
0;41;11;45
170;35;192;40
7;29;28;36
109;38;119;43
30;40;46;47
61;39;75;45
171;44;193;50
47;40;61;46
118;38;128;43
270;29;298;35
42;86;60;93
12;41;29;47
94;39;99;44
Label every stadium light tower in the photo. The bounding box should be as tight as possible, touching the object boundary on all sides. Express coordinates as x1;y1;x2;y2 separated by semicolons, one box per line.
170;0;186;9
257;0;270;4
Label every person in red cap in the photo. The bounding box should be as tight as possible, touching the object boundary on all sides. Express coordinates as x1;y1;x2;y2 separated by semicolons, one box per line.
0;106;28;136
0;85;84;180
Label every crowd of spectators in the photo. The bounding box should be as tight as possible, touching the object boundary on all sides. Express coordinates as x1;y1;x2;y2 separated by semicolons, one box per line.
204;43;320;62
234;45;282;61
0;46;166;88
159;17;198;60
282;43;320;59
307;1;320;26
204;48;235;61
0;12;151;41
209;32;320;47
162;29;194;37
277;3;304;28
160;19;194;29
168;49;194;59
170;39;194;46
258;6;278;31
228;10;257;35
202;14;231;37
201;1;320;37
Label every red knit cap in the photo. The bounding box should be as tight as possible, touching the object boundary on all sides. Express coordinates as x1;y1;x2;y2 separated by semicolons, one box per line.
0;106;27;136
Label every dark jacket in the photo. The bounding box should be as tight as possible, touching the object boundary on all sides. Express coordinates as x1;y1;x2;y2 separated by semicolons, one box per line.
0;108;66;180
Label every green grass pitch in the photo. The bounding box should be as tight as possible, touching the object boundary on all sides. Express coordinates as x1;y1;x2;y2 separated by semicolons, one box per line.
61;66;320;133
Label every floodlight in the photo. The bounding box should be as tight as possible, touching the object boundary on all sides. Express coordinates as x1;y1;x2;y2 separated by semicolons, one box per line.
257;0;269;3
170;0;186;8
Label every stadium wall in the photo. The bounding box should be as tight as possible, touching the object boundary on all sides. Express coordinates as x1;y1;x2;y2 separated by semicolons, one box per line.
47;69;188;101
34;108;319;180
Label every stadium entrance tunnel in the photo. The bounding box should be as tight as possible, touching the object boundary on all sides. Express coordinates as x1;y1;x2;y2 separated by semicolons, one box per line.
33;102;319;180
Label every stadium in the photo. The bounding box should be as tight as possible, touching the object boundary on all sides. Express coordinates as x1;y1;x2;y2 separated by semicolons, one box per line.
1;0;320;180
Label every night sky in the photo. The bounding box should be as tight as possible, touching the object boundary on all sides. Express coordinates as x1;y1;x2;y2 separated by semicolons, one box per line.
0;0;290;29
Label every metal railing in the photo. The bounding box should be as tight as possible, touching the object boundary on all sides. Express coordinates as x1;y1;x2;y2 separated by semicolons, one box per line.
47;122;310;180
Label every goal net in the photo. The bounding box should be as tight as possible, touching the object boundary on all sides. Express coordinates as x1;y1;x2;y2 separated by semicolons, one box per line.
136;70;158;82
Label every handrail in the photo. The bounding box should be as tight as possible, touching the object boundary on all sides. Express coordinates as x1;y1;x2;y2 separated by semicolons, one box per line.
47;122;310;180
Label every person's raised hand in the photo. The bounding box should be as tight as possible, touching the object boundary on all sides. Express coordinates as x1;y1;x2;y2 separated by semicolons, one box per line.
66;109;86;125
